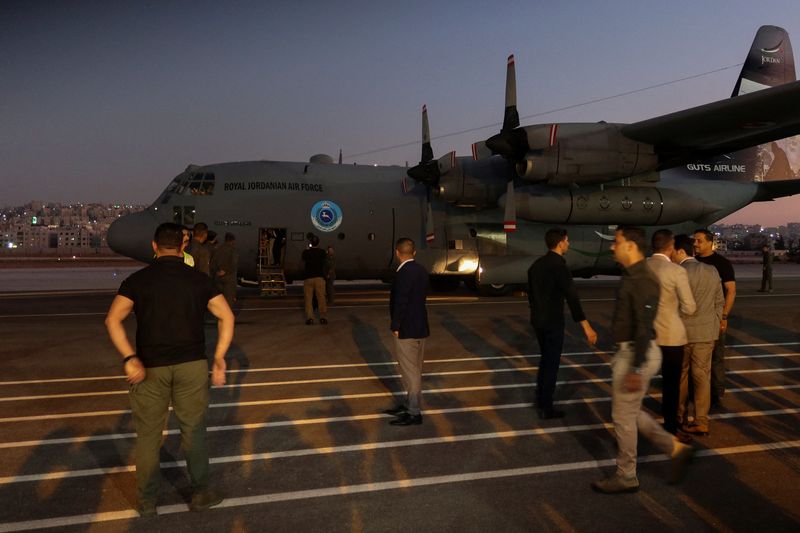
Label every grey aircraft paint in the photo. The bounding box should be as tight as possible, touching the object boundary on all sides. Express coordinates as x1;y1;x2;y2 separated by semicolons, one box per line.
108;25;800;292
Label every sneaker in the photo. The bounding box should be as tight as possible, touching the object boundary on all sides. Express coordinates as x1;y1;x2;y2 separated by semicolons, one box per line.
137;501;157;518
591;473;639;494
668;440;694;484
190;489;224;512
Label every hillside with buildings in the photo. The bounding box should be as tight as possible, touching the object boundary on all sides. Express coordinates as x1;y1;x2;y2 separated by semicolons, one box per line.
1;202;145;257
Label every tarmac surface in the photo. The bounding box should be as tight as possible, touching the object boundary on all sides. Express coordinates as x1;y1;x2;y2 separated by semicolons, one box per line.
0;265;798;532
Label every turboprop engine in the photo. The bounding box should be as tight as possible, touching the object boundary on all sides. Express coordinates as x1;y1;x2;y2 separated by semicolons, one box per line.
512;123;658;185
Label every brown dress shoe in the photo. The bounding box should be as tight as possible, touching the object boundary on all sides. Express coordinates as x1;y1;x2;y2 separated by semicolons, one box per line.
683;424;709;436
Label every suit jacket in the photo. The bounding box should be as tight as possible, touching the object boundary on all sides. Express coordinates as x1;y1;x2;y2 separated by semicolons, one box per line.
527;251;586;330
680;258;724;343
646;254;696;346
390;260;430;339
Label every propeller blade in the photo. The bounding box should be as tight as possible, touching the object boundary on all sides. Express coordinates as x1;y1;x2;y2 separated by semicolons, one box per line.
503;179;517;233
437;151;457;175
421;105;433;163
471;140;493;161
502;55;520;131
485;128;528;160
425;189;436;243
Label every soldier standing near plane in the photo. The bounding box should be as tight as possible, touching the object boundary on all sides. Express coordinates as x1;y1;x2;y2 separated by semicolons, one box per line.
672;234;724;436
759;243;773;293
211;232;238;309
384;238;430;426
647;229;695;436
591;226;692;494
189;222;212;276
527;228;597;419
694;229;736;407
104;223;234;516
325;245;336;305
302;234;328;325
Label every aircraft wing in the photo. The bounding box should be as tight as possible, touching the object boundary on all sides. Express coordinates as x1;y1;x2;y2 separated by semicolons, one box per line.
622;80;800;169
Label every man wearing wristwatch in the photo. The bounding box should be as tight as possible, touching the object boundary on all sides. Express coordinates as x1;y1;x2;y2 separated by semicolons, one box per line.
105;223;234;517
591;226;693;494
693;229;736;406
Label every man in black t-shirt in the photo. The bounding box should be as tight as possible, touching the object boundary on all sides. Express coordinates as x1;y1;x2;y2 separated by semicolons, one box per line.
693;229;736;405
105;223;234;517
302;234;328;324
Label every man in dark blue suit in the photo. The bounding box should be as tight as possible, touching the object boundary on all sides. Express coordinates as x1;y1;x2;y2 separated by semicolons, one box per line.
385;238;430;426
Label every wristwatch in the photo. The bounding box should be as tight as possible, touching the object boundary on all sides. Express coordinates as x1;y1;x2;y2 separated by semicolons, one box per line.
123;355;137;366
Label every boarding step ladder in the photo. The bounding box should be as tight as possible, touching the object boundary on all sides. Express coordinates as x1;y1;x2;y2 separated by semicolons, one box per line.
257;227;287;297
259;267;287;297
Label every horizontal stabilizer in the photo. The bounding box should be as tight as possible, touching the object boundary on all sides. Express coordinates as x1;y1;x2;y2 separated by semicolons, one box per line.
622;80;800;169
754;178;800;201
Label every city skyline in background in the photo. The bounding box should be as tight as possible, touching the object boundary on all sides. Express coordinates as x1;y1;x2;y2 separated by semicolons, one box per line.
2;1;800;225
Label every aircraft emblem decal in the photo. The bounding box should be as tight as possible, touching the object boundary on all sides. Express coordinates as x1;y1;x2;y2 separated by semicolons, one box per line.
594;231;615;241
549;124;558;146
310;200;343;232
760;42;783;54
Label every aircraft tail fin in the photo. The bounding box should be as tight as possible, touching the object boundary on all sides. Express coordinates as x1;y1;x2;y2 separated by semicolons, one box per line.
695;26;799;185
732;25;795;96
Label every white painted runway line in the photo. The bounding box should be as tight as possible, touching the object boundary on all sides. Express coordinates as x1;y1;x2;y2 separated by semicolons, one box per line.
1;366;798;423
1;359;798;403
1;439;798;532
2;290;799;319
4;382;800;450
3;343;799;386
0;352;800;402
1;406;797;486
3;383;798;450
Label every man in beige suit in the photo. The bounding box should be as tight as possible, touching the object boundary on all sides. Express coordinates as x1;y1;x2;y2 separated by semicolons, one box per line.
672;234;724;435
647;229;696;436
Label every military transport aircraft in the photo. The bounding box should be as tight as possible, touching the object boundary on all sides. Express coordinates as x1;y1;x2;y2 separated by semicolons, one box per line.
108;25;800;294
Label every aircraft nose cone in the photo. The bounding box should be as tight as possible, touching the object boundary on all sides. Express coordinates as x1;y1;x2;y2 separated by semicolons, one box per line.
107;210;160;262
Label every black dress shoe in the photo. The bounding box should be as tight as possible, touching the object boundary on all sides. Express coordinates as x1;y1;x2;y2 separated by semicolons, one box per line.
383;405;408;416
305;319;314;325
320;318;328;325
389;412;422;426
537;408;565;420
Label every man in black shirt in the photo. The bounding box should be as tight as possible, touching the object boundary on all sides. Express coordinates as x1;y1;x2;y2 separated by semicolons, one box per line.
693;229;736;405
591;226;692;494
302;234;328;324
105;223;234;517
527;228;597;419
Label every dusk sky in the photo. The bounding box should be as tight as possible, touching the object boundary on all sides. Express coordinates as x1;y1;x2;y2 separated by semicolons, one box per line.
2;1;800;225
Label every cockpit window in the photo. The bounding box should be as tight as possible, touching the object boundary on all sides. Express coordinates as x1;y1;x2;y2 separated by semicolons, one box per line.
186;173;215;196
158;171;215;206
